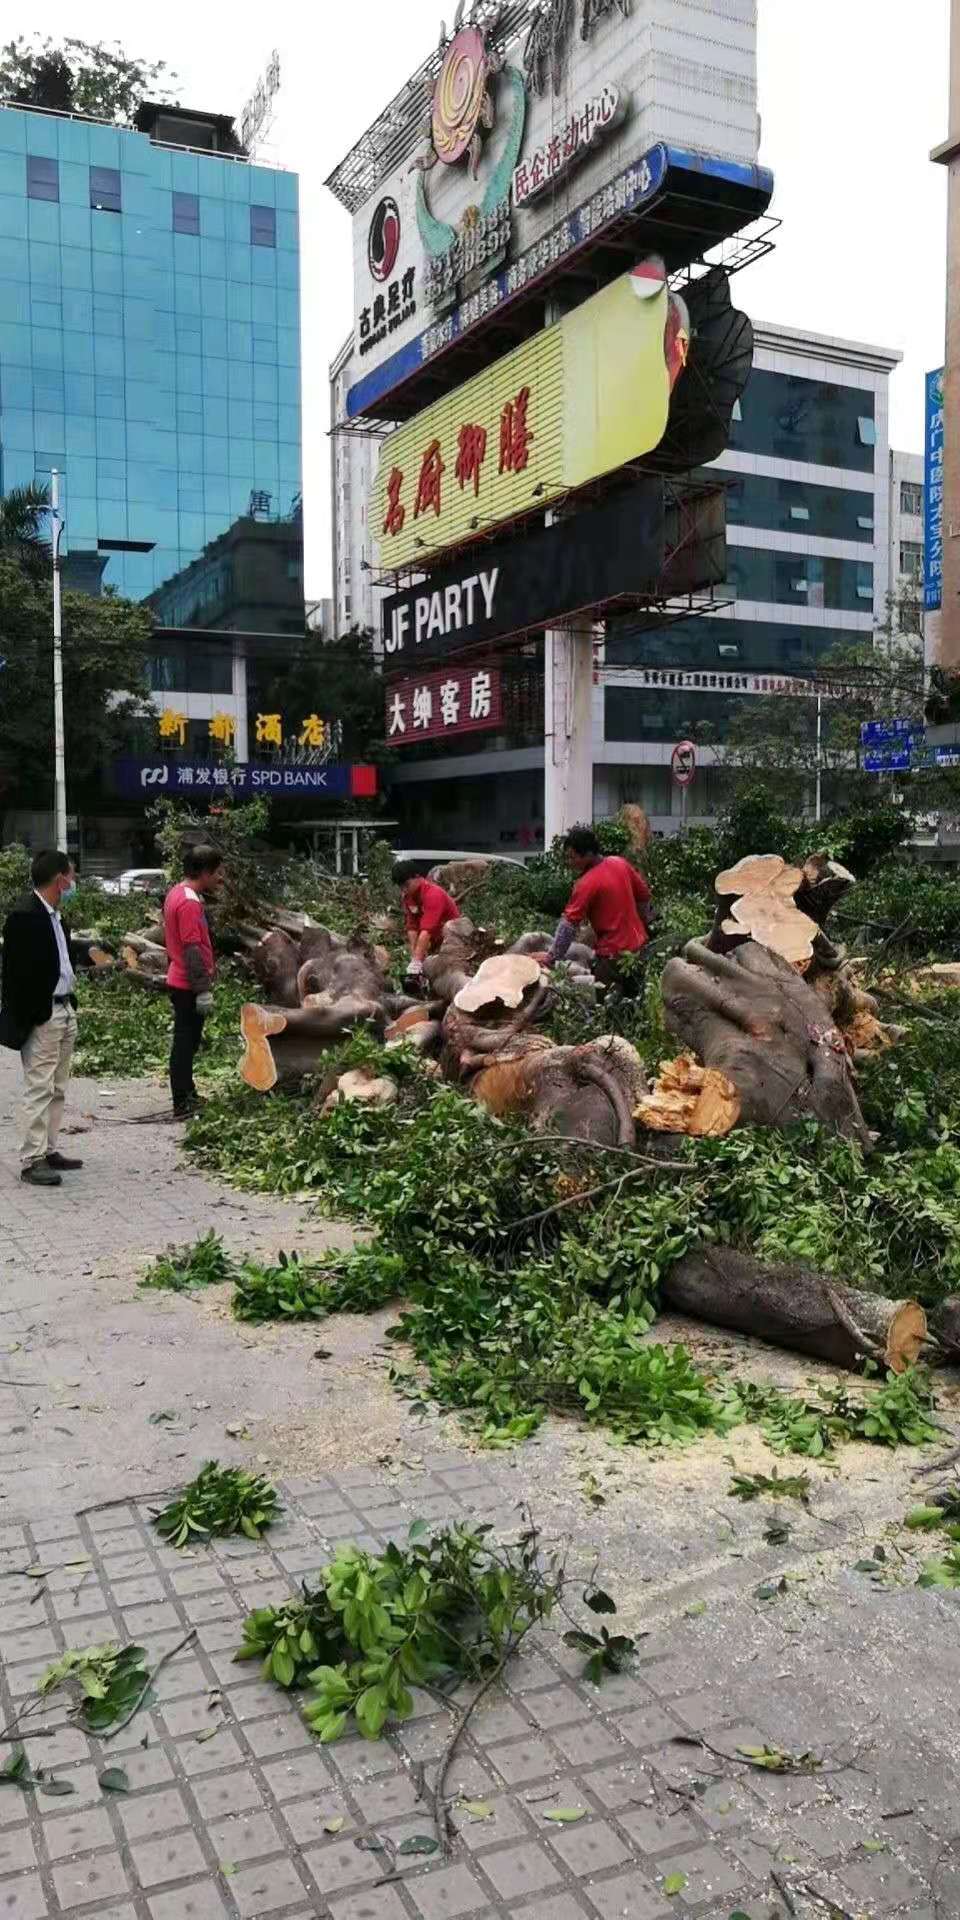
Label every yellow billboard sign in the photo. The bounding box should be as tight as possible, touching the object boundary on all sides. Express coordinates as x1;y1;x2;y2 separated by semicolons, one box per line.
372;257;688;570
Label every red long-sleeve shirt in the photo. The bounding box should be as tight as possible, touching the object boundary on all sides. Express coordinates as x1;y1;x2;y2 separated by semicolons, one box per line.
563;856;651;958
402;877;459;950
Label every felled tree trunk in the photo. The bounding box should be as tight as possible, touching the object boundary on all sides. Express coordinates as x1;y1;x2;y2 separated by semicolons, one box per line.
663;1244;927;1374
240;999;386;1092
662;939;874;1148
247;929;302;1008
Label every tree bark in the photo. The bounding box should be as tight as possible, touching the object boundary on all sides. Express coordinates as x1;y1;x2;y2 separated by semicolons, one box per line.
240;999;387;1093
663;1243;927;1373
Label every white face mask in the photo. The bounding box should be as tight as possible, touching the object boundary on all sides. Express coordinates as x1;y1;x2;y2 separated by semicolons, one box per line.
60;882;77;904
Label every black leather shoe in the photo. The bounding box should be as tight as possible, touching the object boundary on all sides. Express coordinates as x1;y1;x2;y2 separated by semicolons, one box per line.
47;1152;83;1171
21;1164;62;1187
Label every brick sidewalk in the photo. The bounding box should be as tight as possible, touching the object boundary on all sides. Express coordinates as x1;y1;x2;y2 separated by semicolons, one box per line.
2;1055;959;1917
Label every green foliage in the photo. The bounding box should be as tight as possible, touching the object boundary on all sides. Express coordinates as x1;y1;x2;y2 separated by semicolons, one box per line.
237;1519;566;1743
917;1546;960;1589
153;1462;281;1549
0;35;177;123
847;864;960;960
150;795;271;936
562;1588;640;1684
728;1469;811;1504
140;1231;235;1294
39;1642;150;1731
73;963;248;1079
0;550;152;810
733;1369;938;1458
232;1246;405;1322
254;629;386;766
0;842;30;920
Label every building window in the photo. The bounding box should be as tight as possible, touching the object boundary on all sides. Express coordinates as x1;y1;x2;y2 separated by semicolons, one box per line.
730;371;876;473
27;155;59;202
900;480;923;518
250;203;276;247
900;541;922;582
173;191;200;235
90;166;121;212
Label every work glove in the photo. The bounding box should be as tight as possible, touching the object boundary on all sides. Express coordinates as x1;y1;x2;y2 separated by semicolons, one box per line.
406;958;424;978
196;992;214;1014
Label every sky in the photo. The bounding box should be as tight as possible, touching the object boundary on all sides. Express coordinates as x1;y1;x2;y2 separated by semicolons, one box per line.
25;0;951;595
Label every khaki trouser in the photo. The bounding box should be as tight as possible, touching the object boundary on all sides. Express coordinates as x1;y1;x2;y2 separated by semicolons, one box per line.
20;1005;77;1168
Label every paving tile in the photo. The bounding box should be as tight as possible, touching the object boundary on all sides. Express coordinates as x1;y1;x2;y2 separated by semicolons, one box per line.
352;1770;429;1822
281;1791;357;1846
206;1810;284;1866
470;1700;530;1745
551;1721;623;1767
160;1694;228;1739
451;1794;532;1853
103;1743;176;1790
148;1889;231;1920
486;1738;562;1786
328;1889;412;1920
579;1762;649;1812
840;1852;927;1910
618;1706;684;1752
0;1820;38;1884
0;1873;56;1919
52;1850;133;1909
40;1806;113;1862
240;1709;314;1760
176;1726;245;1776
617;1806;702;1855
130;1830;208;1889
478;1841;564;1902
583;1868;672;1918
512;1901;592;1920
408;1861;489;1917
524;1686;593;1730
655;1844;744;1904
261;1749;339;1802
116;1785;193;1842
303;1839;381;1896
190;1769;265;1822
545;1819;632;1878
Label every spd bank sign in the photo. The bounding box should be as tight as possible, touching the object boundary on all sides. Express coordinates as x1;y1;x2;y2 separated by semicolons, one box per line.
113;759;378;799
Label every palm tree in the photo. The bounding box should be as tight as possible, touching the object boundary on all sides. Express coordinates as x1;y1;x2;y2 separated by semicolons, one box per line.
0;483;51;583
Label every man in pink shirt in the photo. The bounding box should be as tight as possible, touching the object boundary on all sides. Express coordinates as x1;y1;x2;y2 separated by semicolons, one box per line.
163;845;225;1118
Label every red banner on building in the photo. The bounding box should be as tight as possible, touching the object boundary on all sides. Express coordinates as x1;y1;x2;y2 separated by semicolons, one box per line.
385;663;502;746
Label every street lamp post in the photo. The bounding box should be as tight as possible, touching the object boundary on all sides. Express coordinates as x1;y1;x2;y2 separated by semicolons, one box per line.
50;469;67;853
815;690;823;824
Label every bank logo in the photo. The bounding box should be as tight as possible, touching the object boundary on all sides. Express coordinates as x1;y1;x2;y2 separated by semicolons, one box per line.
140;766;170;788
368;197;400;284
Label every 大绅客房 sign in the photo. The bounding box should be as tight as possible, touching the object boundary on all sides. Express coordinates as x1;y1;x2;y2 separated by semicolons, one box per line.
113;759;378;799
385;664;502;746
373;256;688;569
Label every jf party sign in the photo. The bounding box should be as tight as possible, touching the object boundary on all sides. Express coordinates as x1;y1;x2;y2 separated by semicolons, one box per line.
372;256;689;570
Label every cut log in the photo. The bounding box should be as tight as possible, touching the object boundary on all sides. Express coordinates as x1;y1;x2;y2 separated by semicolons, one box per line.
637;1055;740;1138
240;998;385;1093
386;1019;441;1055
663;1244;927;1373
795;853;856;929
429;858;491;898
120;940;167;975
385;1005;433;1039
619;803;652;855
662;939;874;1147
248;929;302;1008
454;953;542;1016
715;854;805;904
322;1068;398;1112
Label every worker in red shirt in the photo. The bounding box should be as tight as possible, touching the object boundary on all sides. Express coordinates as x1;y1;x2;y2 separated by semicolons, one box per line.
163;844;225;1118
393;861;459;988
543;827;652;995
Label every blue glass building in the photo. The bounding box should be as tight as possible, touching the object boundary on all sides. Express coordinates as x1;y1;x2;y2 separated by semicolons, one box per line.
0;99;302;616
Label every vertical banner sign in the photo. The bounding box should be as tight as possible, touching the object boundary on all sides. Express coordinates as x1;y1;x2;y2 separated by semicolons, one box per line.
925;368;944;612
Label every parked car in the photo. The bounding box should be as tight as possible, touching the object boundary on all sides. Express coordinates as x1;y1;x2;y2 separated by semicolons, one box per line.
95;868;166;897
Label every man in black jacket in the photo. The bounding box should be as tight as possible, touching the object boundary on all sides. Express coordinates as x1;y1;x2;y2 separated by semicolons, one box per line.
0;849;83;1188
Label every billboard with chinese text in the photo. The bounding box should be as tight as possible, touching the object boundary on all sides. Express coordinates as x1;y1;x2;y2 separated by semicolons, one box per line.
925;367;944;612
385;664;503;746
372;259;686;569
382;483;667;662
337;0;760;407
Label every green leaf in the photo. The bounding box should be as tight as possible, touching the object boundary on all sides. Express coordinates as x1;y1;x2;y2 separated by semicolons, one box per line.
323;1816;346;1835
684;1600;707;1618
461;1800;493;1821
584;1588;617;1616
861;1838;887;1853
39;1777;75;1797
195;1726;219;1744
98;1768;129;1794
0;1748;29;1785
543;1808;586;1823
398;1834;439;1855
663;1872;688;1895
